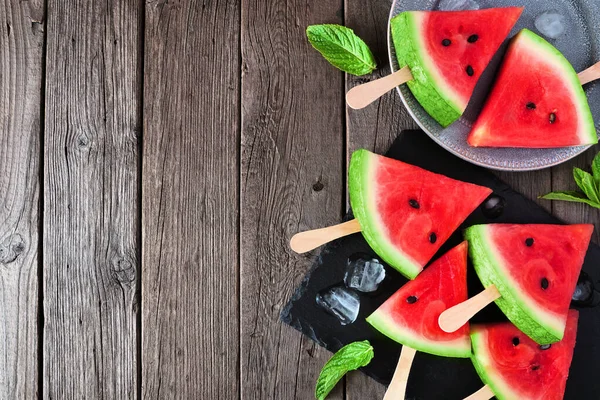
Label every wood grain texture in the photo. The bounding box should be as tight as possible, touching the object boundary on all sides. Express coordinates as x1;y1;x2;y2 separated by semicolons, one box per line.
345;0;418;161
43;0;141;397
0;1;44;398
141;1;240;398
550;145;600;242
240;0;345;398
344;0;415;397
495;170;551;213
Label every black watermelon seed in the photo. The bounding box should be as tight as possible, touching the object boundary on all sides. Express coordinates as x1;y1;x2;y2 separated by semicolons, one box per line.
531;365;540;371
541;278;549;290
549;113;557;124
525;238;534;247
429;232;437;244
540;344;551;350
442;39;451;46
467;34;479;43
406;295;418;304
409;199;420;209
526;102;536;110
512;337;520;346
466;65;474;76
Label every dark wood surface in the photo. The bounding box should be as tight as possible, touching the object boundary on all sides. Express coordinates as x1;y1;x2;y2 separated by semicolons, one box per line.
0;1;43;398
142;0;239;398
43;0;141;398
0;0;597;398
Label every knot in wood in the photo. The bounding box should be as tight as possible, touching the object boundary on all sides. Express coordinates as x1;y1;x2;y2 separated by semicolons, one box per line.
0;234;26;265
77;135;90;149
112;257;136;288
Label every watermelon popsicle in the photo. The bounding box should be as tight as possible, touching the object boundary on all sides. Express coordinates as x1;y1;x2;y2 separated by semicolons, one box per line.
465;310;579;400
468;29;599;148
289;150;492;279
439;224;592;345
346;7;523;127
367;242;471;399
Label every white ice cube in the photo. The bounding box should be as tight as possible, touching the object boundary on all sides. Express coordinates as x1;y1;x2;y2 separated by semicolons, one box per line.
344;256;385;293
535;11;566;40
316;286;360;325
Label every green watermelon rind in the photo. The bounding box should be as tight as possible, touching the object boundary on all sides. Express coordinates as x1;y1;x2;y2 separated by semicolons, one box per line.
348;150;422;279
470;329;520;400
391;13;462;128
519;29;597;145
465;225;562;345
367;310;471;358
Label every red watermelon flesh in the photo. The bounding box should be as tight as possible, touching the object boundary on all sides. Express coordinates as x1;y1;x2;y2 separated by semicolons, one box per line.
471;310;578;400
465;223;592;344
468;29;597;148
366;242;471;358
349;150;492;279
391;8;522;127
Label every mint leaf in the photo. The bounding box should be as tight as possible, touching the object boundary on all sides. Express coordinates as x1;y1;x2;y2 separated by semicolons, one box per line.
592;152;600;185
306;25;376;76
540;191;600;208
573;168;600;204
315;340;374;400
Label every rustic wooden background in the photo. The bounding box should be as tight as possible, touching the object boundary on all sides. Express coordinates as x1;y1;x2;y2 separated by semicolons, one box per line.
1;0;597;398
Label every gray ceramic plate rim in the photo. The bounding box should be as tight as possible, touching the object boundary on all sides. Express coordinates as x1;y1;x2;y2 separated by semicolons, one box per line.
386;0;593;172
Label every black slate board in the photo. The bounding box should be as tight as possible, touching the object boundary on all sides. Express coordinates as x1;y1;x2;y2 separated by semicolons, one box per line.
281;131;600;400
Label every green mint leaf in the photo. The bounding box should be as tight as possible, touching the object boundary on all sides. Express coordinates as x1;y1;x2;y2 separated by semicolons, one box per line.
540;191;600;208
592;152;600;184
315;340;374;400
306;24;376;76
573;168;600;204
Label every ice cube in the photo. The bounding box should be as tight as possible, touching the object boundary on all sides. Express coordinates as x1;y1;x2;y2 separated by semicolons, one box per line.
572;271;595;305
438;0;479;11
535;11;566;40
316;286;360;325
344;253;386;293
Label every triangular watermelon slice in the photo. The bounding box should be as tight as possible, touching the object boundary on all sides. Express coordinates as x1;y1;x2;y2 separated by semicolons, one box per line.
391;7;522;127
468;29;597;148
465;223;592;344
349;150;491;279
367;242;471;358
471;310;579;400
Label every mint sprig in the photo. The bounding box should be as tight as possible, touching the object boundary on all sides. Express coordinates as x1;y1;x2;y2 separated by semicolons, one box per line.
315;340;374;400
306;24;376;76
540;152;600;208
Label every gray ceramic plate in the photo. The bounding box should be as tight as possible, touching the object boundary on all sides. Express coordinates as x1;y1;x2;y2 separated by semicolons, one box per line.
388;0;600;171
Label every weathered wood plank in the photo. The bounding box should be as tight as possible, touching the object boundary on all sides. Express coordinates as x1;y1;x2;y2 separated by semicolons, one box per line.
496;170;552;213
141;1;240;398
0;1;44;398
345;1;418;160
345;0;416;397
43;0;141;397
240;1;345;399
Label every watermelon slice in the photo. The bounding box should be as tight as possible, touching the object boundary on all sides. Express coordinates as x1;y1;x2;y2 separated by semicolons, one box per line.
471;310;579;400
391;7;522;127
465;223;592;344
367;242;471;358
349;150;491;279
468;29;597;148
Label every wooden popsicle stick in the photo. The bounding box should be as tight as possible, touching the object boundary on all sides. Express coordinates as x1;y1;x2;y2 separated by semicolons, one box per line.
346;66;413;110
438;285;501;333
289;218;361;254
578;60;600;85
383;345;418;400
463;385;494;400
